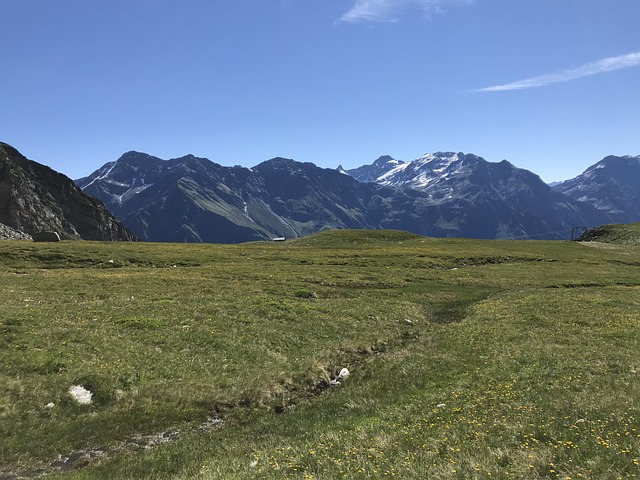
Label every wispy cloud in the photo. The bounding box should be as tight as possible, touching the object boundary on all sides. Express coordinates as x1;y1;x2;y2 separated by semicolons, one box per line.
338;0;472;24
477;52;640;92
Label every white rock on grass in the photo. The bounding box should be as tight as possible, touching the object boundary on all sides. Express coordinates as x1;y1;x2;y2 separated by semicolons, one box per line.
69;385;93;405
330;368;351;386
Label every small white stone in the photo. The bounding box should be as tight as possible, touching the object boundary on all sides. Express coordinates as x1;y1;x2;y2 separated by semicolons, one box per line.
436;403;446;408
338;368;350;379
45;402;55;409
69;385;93;405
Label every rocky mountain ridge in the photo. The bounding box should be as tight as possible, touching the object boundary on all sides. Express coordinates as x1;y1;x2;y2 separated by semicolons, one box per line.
553;155;640;224
78;152;397;243
0;142;137;241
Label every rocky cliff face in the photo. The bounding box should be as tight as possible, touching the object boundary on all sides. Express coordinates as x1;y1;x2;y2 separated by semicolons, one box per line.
0;142;137;241
0;222;32;240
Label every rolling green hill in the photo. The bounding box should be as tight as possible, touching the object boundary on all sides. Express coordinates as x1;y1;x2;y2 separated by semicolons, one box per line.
577;222;640;244
1;228;639;479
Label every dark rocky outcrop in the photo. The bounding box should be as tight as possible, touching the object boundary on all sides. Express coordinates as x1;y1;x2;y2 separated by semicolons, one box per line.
32;231;61;242
0;142;137;241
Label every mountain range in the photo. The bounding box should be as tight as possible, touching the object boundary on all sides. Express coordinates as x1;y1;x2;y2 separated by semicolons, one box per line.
75;149;630;243
344;151;613;239
76;153;410;243
2;140;637;244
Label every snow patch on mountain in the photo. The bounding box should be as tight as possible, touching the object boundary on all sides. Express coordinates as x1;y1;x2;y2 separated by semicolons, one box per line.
81;162;118;189
375;152;464;190
377;162;409;183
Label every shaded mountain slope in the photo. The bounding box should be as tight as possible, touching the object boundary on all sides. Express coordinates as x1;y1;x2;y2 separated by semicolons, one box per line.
0;142;136;241
554;155;640;224
78;153;388;243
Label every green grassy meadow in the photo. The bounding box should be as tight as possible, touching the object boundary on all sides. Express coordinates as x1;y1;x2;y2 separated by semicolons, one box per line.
1;228;639;479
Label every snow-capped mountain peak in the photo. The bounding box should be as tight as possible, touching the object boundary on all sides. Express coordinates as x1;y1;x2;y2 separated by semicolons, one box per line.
342;155;409;183
343;152;469;189
374;152;466;189
416;151;461;164
376;161;410;183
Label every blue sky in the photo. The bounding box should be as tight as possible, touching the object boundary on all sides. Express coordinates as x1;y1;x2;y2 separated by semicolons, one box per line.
2;0;639;182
